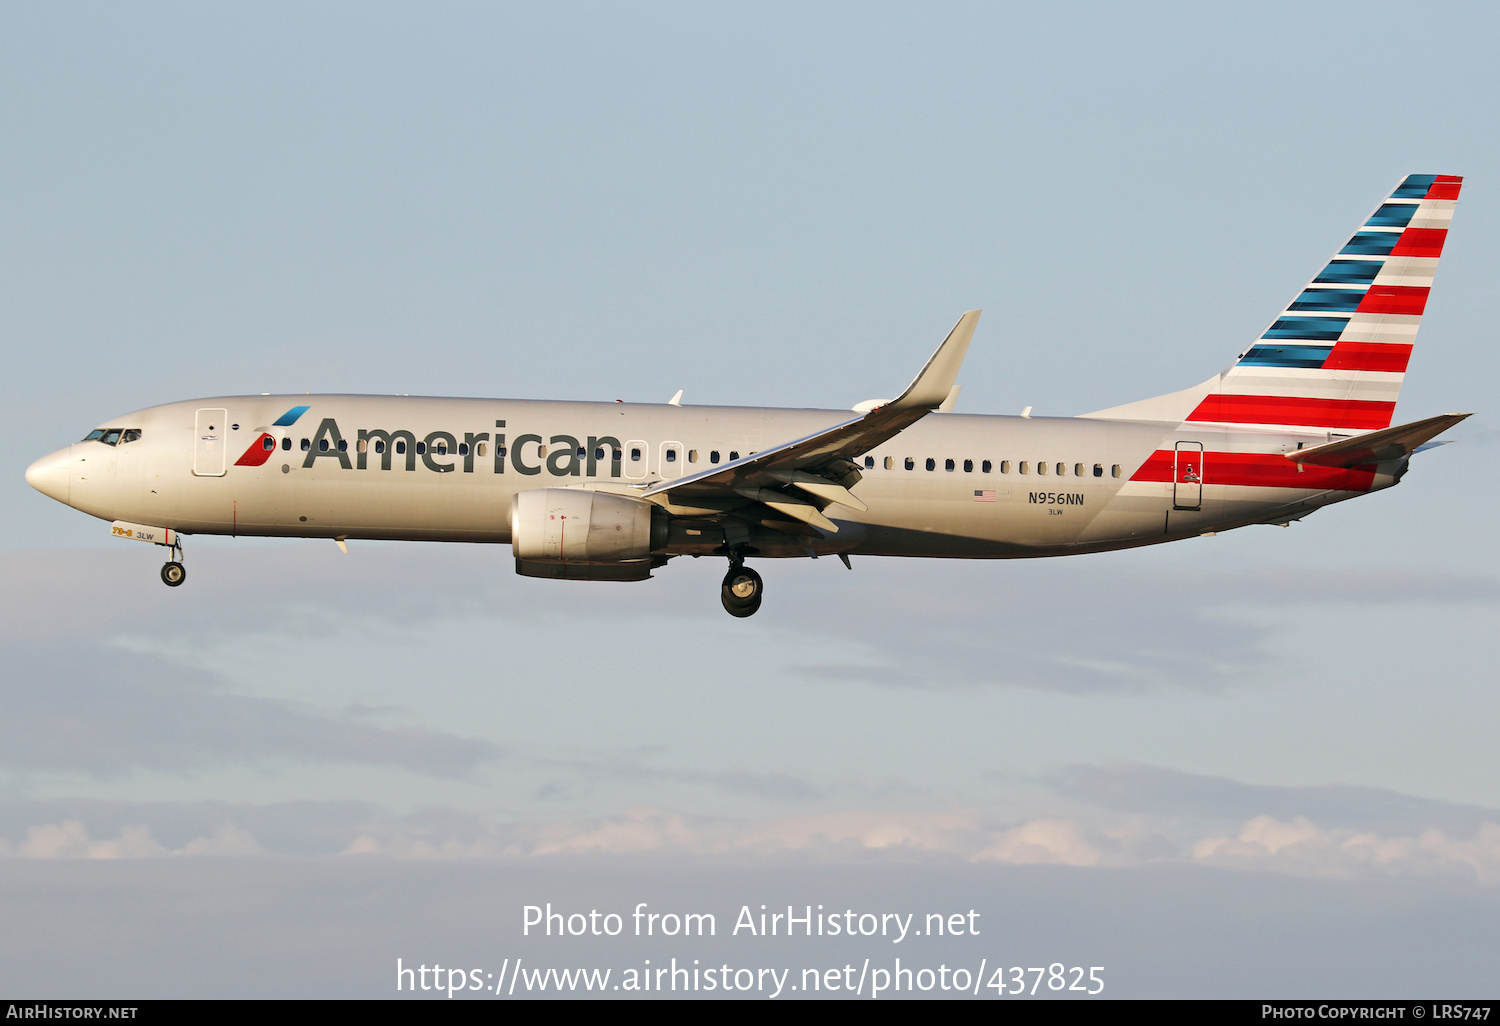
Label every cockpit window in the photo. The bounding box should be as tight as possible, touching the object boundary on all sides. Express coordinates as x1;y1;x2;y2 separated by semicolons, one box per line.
85;427;142;445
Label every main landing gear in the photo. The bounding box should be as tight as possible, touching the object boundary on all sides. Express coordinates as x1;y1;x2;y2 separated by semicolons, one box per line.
160;537;185;588
721;556;763;618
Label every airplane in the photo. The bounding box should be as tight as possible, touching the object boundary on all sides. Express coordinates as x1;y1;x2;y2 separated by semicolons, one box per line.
26;174;1470;618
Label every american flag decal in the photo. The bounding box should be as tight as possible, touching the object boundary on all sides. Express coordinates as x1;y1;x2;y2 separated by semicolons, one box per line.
974;489;996;502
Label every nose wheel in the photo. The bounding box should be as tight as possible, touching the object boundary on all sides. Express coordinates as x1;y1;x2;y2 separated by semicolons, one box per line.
160;537;186;587
721;561;763;618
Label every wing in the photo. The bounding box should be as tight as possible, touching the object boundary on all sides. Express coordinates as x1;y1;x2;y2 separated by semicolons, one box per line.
1285;412;1471;468
642;309;982;534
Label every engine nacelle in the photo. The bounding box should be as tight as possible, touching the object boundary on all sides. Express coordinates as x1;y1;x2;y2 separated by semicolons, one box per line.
511;488;665;580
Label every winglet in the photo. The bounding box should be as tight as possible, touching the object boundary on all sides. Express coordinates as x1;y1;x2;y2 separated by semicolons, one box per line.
886;310;981;411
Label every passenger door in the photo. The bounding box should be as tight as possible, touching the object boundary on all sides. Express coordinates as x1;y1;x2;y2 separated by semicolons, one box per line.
194;408;229;477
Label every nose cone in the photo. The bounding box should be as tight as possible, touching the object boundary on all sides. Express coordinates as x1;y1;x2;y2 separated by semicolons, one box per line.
25;446;73;505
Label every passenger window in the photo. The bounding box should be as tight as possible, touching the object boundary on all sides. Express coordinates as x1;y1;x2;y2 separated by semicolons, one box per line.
498;445;507;457
925;458;936;471
262;436;275;451
944;458;955;471
376;440;386;454
282;437;292;450
905;457;914;470
477;442;487;457
611;449;620;461
318;439;329;452
864;456;874;469
458;442;469;456
729;451;740;461
417;442;427;455
689;450;698;463
122;429;142;443
665;449;677;462
964;459;973;473
1112;465;1122;478
595;448;605;461
338;439;348;452
1055;462;1065;475
983;460;993;473
1019;461;1029;474
631;448;642;461
1093;463;1103;477
998;460;1008;473
710;450;720;463
301;438;311;451
538;445;547;458
1074;463;1084;476
396;440;406;454
1037;461;1047;475
884;456;893;470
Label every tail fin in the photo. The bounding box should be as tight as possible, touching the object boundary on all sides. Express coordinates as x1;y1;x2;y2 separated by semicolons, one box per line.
1084;174;1462;430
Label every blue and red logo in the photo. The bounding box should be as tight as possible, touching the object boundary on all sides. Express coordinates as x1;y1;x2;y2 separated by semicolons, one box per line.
233;406;310;467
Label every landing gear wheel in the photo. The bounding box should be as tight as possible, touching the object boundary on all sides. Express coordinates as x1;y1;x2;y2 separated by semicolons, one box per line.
721;565;763;618
161;561;186;587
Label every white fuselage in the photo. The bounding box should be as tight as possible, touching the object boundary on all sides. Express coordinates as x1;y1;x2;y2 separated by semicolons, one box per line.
28;394;1398;559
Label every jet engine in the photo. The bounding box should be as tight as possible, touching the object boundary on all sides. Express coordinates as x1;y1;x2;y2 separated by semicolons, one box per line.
510;488;667;581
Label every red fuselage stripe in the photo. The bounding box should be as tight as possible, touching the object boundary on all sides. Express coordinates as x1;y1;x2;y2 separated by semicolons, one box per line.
1130;450;1376;491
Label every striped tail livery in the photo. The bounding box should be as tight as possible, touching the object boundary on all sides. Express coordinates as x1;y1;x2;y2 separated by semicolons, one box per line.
1092;174;1462;431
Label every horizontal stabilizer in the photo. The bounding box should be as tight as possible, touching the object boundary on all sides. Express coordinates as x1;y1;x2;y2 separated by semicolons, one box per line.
1286;413;1471;468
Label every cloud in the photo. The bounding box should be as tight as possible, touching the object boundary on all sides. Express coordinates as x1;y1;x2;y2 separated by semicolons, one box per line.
0;640;500;776
342;807;1500;887
536;753;824;805
1050;762;1500;836
2;791;1498;889
774;559;1500;693
1193;816;1500;885
3;548;1495;700
0;820;262;859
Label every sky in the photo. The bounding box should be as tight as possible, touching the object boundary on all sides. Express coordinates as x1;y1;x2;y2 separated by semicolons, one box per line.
2;0;1499;999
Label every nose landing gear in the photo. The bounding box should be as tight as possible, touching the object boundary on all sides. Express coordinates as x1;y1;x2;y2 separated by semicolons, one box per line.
160;537;185;587
721;556;763;618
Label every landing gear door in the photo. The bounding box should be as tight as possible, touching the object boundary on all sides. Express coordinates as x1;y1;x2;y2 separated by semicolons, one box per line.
1174;440;1203;510
194;408;229;477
